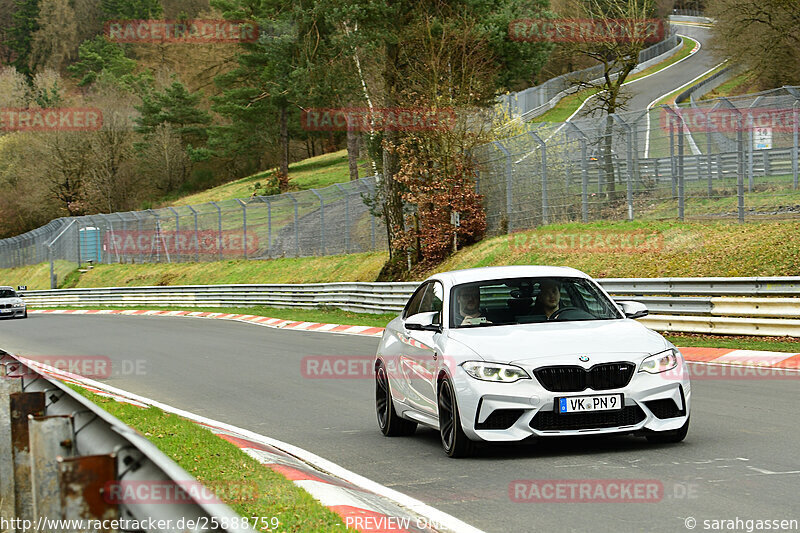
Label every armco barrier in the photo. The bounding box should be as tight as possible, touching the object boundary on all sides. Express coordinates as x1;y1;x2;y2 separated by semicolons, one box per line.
0;349;250;532
17;277;800;337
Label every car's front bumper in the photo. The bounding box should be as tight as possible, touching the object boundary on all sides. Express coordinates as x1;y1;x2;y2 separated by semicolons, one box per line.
453;364;691;442
0;307;26;318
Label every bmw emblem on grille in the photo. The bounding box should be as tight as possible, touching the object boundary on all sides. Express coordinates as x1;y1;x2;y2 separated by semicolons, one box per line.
579;355;590;362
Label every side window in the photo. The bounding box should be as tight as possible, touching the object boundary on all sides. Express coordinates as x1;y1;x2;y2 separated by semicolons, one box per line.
403;283;429;319
418;282;443;324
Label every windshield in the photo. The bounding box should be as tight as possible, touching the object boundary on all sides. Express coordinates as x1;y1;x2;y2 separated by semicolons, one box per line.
450;277;622;328
0;289;16;298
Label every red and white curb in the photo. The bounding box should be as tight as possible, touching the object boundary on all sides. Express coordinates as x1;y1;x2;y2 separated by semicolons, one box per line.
16;356;484;533
30;309;800;367
30;309;385;337
680;347;800;369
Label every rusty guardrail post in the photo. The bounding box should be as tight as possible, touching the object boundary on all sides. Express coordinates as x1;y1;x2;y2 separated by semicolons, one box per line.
57;454;118;532
30;415;75;521
1;360;24;531
10;391;46;521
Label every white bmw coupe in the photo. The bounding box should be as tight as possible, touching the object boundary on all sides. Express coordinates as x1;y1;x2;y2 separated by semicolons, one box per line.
374;266;690;457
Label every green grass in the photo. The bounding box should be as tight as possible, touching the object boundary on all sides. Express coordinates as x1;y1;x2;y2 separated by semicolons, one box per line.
4;252;387;290
664;333;800;353
0;261;76;290
431;220;800;279
701;71;759;100
69;386;350;532
169;150;368;207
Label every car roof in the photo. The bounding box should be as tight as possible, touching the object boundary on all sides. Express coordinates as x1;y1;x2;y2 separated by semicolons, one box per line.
0;286;15;291
428;265;591;286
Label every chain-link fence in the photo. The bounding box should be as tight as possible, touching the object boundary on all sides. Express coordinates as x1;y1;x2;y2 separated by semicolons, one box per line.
0;177;388;273
476;86;800;235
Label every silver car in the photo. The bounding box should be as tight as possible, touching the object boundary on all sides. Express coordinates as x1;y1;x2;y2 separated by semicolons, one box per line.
374;266;691;457
0;286;27;319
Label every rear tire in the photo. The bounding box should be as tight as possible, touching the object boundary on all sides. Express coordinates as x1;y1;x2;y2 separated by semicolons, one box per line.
375;361;417;436
437;377;475;458
646;416;689;444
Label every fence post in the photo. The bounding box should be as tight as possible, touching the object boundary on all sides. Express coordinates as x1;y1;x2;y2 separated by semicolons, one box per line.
236;199;247;260
566;123;589;223
794;99;799;190
167;206;181;261
186;206;200;262
528;132;549;225
334;184;350;253
209;202;222;261
311;189;325;255
611;115;634;220
75;219;82;267
492;141;513;233
746;96;763;192
288;193;300;257
735;111;746;222
257;197;272;258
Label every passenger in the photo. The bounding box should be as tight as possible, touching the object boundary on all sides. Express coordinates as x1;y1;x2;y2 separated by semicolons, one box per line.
532;279;561;319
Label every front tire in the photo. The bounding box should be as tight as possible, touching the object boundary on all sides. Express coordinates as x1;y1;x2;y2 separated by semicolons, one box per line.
376;362;417;436
437;377;475;458
646;416;689;444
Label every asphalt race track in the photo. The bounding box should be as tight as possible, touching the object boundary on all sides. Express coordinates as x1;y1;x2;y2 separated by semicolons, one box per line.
2;314;798;532
575;22;718;120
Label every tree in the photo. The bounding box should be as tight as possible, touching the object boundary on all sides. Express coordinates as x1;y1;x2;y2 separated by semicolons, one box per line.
28;0;79;73
707;0;800;88
327;0;551;270
68;36;141;88
5;0;40;76
100;0;162;20
0;66;30;108
560;0;661;198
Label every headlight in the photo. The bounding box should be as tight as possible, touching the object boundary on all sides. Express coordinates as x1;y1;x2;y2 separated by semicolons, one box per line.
461;361;530;383
639;349;679;374
13;300;24;308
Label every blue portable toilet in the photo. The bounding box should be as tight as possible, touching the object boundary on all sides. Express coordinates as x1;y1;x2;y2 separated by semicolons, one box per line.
79;227;102;263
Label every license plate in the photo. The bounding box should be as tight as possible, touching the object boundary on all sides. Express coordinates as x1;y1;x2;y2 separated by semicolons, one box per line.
558;394;623;414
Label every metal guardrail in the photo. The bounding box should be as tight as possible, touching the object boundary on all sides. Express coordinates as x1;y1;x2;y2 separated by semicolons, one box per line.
0;349;250;533
17;277;800;336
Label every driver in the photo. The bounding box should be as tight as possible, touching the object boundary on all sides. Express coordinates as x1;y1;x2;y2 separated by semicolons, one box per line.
455;285;487;325
532;279;561;319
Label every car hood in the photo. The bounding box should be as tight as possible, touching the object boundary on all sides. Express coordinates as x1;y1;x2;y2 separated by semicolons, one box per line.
0;297;21;304
447;319;669;365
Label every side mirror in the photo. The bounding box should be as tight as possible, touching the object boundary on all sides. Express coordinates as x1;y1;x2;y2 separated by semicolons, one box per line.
405;311;442;332
618;300;648;319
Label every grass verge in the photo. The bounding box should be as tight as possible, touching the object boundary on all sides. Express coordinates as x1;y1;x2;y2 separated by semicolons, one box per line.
68;386;349;532
3;252;387;290
168;150;367;207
